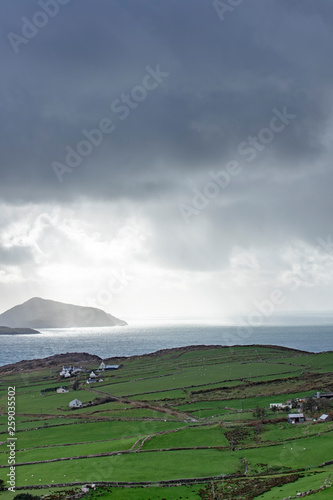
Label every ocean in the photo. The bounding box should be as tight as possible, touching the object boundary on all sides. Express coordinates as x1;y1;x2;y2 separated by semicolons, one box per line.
0;320;332;367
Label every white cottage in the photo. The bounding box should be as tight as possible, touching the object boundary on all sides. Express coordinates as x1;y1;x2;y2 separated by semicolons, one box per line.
69;399;82;408
99;362;106;370
57;387;69;394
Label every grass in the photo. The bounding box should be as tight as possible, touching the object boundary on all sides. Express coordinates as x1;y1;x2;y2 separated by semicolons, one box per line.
96;362;302;397
0;437;138;465
15;390;94;415
12;449;241;486
261;421;333;442
237;433;333;474
0;344;332;499
256;469;333;499
11;420;187;448
0;486;82;500
84;484;203;499
141;424;229;450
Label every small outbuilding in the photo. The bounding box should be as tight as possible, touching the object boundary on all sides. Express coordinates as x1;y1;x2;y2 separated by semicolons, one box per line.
69;398;82;408
86;378;97;384
288;413;305;424
57;387;69;394
316;392;333;400
318;414;332;422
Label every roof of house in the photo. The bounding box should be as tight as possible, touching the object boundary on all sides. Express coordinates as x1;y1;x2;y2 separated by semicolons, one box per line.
288;413;304;418
319;414;329;419
69;398;82;404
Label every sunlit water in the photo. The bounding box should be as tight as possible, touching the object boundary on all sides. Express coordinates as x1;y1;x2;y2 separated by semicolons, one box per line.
0;320;332;367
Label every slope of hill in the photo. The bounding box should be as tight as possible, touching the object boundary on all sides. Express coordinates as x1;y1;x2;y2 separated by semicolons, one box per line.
0;297;127;328
0;344;332;499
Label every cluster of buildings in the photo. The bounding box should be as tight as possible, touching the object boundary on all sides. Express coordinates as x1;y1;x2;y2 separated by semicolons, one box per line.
60;361;121;408
59;362;120;380
269;391;332;425
86;362;120;384
287;412;331;424
59;365;84;378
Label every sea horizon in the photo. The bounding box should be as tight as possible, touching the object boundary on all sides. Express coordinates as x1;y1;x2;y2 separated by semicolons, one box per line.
1;320;332;368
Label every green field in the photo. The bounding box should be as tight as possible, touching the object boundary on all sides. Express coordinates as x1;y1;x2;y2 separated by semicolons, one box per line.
0;344;332;499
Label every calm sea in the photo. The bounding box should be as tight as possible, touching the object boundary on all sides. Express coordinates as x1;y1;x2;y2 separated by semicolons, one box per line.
0;320;332;367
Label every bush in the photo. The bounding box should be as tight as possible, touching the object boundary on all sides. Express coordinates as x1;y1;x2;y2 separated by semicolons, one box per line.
252;407;266;418
13;494;41;500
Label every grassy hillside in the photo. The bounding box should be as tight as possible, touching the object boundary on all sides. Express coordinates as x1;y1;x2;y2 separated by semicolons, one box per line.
0;344;332;499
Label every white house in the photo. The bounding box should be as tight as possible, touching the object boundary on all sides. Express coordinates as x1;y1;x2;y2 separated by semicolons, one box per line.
63;366;73;372
99;362;106;370
90;371;97;378
69;399;82;408
270;403;291;409
86;378;97;384
63;372;71;378
72;367;83;374
57;387;69;394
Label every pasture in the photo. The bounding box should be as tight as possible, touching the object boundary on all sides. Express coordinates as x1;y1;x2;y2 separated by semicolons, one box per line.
0;344;332;499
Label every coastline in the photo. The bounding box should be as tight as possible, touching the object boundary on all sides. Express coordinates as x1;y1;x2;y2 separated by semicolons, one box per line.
0;343;326;373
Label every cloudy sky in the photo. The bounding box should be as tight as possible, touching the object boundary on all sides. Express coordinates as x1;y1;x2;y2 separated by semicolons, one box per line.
1;0;333;321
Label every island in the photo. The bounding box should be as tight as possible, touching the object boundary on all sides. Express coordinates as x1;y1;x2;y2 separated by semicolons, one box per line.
0;297;127;329
0;326;40;335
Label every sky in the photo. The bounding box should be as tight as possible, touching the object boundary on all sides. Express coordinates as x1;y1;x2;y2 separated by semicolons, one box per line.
1;0;333;321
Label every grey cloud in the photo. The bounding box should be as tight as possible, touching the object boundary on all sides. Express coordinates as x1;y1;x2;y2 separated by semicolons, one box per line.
1;0;333;281
0;245;34;265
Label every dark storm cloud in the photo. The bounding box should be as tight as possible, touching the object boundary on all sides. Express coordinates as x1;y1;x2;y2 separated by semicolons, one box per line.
0;0;332;203
1;0;333;276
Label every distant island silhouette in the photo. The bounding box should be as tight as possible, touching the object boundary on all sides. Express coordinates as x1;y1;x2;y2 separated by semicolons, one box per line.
0;297;127;329
0;326;40;335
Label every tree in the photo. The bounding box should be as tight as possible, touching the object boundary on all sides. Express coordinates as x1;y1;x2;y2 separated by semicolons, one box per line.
73;378;80;391
253;406;266;418
318;398;332;412
302;397;318;413
0;478;5;491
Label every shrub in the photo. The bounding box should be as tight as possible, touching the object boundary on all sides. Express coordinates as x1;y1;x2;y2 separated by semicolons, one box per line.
13;494;41;500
